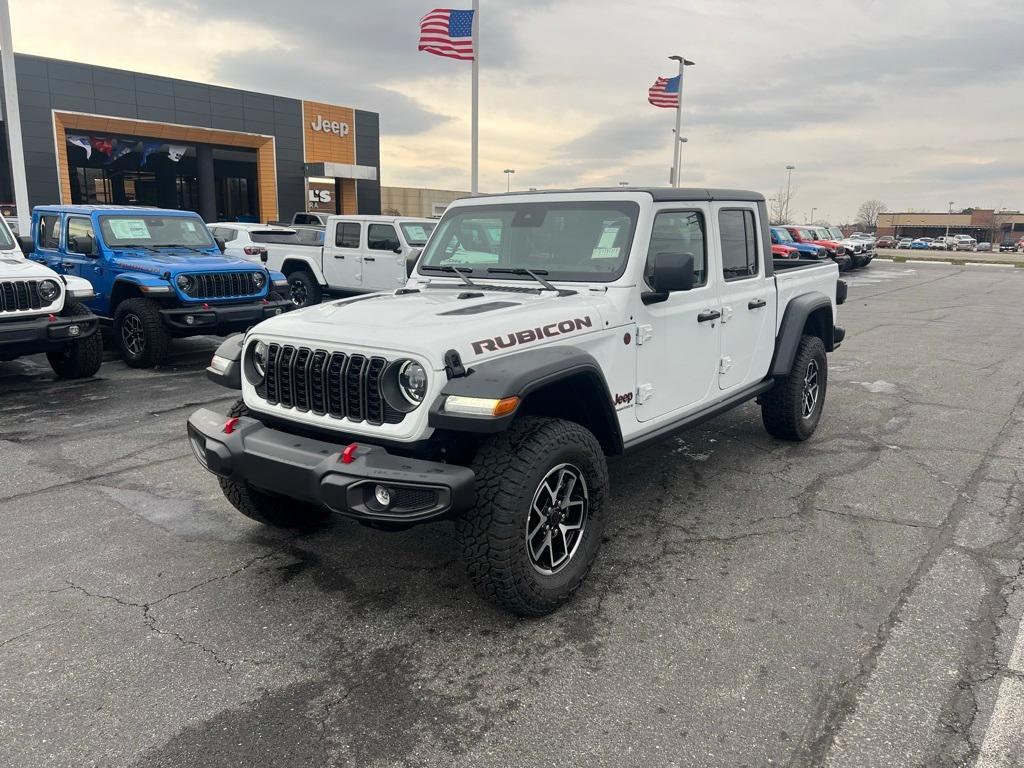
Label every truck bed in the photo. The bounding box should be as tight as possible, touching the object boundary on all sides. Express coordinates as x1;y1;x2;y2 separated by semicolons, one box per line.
774;258;840;326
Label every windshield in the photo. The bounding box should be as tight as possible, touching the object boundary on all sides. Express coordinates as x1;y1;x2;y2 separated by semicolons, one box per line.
798;228;819;240
0;215;16;252
829;227;844;239
400;221;437;247
418;201;640;282
772;227;794;243
99;215;215;250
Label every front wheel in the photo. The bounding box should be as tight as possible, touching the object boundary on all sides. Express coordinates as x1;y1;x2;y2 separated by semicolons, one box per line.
45;300;103;379
113;297;171;368
760;334;827;441
456;417;609;617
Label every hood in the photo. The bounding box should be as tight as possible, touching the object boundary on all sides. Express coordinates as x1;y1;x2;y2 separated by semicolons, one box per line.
0;253;61;280
110;249;260;275
250;286;612;367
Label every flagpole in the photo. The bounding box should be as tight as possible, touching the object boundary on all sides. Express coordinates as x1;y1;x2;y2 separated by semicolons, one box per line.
669;57;682;187
0;0;30;233
470;0;479;195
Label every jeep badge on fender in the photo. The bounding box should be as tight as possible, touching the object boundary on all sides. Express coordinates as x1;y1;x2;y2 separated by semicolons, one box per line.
187;187;844;617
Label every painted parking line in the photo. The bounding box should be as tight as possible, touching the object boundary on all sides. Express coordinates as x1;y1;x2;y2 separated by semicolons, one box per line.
964;262;1015;268
976;610;1024;767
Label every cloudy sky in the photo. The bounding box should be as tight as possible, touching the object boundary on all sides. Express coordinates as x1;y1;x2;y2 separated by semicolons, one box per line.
11;0;1024;221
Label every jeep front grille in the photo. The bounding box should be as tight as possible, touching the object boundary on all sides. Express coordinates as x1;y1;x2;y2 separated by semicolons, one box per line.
0;280;49;313
182;272;261;300
259;343;404;426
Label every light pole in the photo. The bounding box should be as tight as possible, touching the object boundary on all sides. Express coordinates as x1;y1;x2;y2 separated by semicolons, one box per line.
0;0;29;234
784;165;796;223
668;55;695;188
503;169;515;192
810;207;817;224
945;201;954;239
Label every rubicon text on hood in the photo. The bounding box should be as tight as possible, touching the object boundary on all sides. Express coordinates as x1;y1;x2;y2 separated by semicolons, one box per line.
471;316;593;355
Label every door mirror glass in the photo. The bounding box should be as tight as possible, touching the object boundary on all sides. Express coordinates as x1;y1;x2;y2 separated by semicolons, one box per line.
17;234;33;255
642;252;695;304
405;247;422;277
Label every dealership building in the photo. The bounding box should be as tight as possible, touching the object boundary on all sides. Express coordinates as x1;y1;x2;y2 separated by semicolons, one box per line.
877;209;1024;242
0;54;381;223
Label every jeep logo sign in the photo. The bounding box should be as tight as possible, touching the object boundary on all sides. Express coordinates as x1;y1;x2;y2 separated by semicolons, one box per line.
310;114;350;137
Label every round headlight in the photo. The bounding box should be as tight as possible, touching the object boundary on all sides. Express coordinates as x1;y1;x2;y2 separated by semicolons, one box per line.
253;340;269;378
176;274;194;292
38;279;59;303
398;361;428;404
253;272;266;290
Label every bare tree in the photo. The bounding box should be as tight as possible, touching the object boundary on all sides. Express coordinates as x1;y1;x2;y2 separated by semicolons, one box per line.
770;184;797;225
856;199;888;230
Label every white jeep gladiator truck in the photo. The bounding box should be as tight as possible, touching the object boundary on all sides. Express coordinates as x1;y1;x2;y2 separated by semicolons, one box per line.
187;189;845;615
1;220;103;378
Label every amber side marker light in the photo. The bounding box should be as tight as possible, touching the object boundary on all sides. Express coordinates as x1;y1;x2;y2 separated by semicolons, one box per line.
445;395;520;417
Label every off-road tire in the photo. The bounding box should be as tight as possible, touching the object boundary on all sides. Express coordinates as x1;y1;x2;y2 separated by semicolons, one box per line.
456;416;609;617
113;297;170;368
45;300;103;379
761;334;827;441
217;399;331;529
287;270;322;308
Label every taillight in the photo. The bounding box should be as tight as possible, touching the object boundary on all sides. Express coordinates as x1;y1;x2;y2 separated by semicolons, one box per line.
244;246;267;257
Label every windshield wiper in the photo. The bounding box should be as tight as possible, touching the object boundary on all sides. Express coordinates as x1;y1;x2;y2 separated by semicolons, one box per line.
420;264;478;287
486;267;558;292
153;243;205;253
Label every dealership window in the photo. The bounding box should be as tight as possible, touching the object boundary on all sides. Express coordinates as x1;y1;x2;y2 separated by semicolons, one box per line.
335;222;361;248
368;224;400;251
719;209;759;280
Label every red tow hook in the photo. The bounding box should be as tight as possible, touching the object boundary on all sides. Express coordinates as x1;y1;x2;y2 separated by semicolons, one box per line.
223;417;240;434
340;444;359;464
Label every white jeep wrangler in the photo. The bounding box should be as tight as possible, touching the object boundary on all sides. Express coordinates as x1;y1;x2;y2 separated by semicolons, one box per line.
188;189;845;615
0;219;102;379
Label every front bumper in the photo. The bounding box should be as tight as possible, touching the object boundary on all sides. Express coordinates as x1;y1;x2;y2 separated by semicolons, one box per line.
160;297;292;335
0;312;99;357
832;253;852;270
186;407;476;524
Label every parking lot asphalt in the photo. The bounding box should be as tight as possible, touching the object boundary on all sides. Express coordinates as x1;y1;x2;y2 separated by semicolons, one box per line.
2;262;1024;768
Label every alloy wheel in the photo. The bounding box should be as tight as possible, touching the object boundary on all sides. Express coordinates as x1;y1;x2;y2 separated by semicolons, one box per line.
802;359;820;419
121;314;145;357
289;279;308;307
525;463;589;575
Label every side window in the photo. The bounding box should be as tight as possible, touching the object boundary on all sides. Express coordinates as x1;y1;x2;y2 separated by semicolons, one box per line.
646;210;707;288
293;214;309;225
66;217;96;254
223;228;239;243
719;209;759;280
38;215;61;250
368;224;400;251
335;222;361;248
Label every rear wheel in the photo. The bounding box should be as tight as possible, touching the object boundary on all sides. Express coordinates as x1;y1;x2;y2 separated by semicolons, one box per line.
217;399;331;529
114;297;170;368
287;270;322;308
456;417;609;616
760;334;827;441
45;300;103;379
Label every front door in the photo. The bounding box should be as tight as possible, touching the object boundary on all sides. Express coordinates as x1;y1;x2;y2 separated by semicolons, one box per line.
713;205;777;391
322;220;362;289
635;206;722;423
63;216;104;312
363;223;404;291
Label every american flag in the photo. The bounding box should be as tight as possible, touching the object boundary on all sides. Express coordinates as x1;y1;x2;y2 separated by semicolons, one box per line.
419;8;475;61
648;75;681;108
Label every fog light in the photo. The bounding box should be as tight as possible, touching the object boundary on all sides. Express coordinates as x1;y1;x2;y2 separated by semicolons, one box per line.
185;315;195;326
374;485;392;507
272;308;282;315
68;324;81;337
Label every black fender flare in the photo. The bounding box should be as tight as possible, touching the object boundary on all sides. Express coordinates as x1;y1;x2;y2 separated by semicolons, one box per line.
769;293;834;379
206;333;244;389
428;346;624;454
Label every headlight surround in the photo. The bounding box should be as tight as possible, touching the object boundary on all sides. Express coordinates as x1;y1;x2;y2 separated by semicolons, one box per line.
37;279;60;303
253;272;266;290
252;340;269;379
381;359;428;412
176;274;194;293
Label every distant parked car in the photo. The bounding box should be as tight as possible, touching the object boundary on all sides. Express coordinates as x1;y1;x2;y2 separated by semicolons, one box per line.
896;238;913;249
208;223;301;264
876;236;896;249
911;238;932;250
952;234;977;251
770;225;829;260
771;243;800;259
929;238;948;250
999;239;1017;253
974;242;992;252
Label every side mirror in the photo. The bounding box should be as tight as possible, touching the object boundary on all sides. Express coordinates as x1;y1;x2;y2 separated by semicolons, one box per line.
215;237;226;253
17;234;33;255
392;244;403;254
642;252;695;305
405;247;422;277
69;234;97;256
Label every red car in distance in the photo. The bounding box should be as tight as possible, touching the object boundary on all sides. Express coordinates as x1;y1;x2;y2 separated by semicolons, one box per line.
784;226;851;270
772;243;800;259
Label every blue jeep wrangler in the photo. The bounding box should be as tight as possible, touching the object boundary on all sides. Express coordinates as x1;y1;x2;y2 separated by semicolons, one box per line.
24;206;292;368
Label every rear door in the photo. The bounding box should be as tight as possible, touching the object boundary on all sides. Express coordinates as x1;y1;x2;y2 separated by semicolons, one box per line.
634;205;722;423
322;220;362;289
712;204;777;391
363;222;405;291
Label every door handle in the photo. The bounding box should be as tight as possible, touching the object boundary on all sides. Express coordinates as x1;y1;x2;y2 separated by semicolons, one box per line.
697;309;721;323
748;298;767;309
364;257;375;262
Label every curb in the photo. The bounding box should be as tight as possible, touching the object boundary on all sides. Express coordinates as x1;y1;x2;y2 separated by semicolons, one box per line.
888;254;1024;268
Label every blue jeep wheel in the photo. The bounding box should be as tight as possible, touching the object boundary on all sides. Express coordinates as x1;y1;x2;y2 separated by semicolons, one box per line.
114;298;171;369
